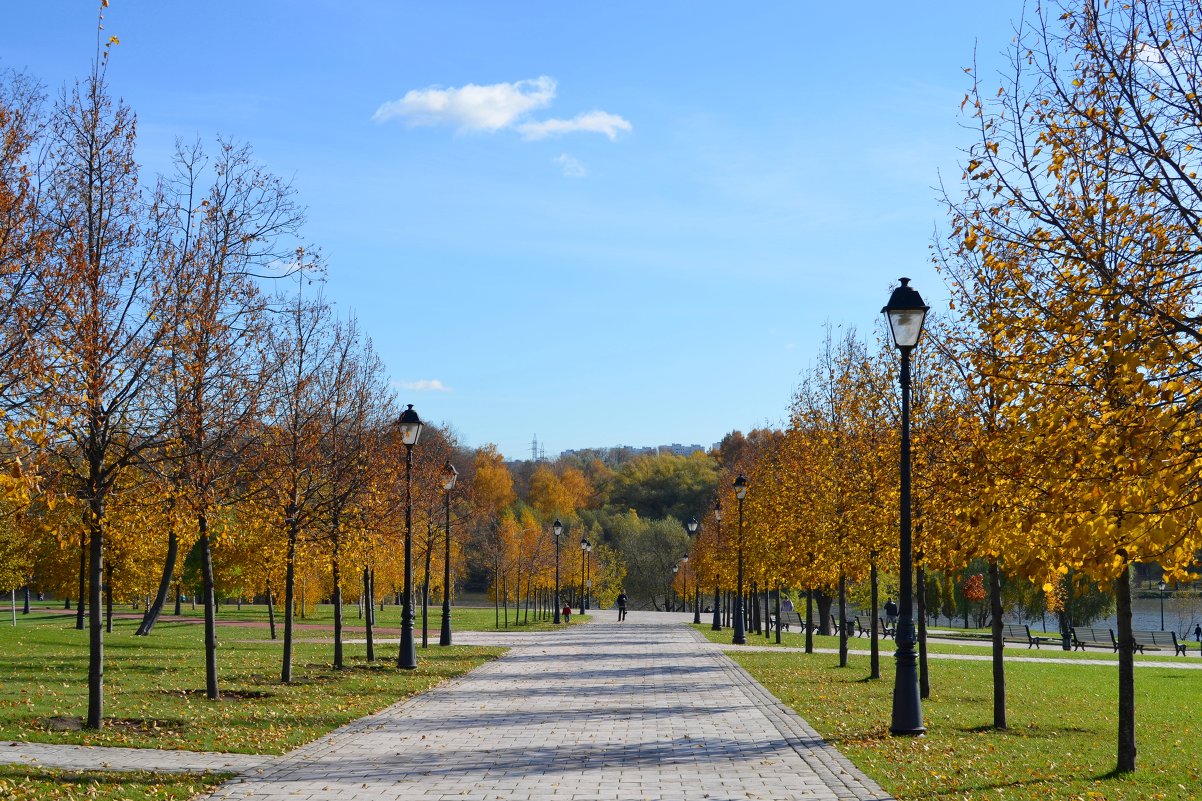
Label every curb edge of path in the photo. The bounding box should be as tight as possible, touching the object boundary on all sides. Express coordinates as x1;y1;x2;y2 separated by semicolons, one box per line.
687;628;897;801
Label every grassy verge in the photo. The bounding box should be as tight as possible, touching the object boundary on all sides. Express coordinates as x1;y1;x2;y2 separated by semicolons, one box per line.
708;627;1201;799
0;612;502;753
697;625;1197;663
0;765;225;801
19;601;587;635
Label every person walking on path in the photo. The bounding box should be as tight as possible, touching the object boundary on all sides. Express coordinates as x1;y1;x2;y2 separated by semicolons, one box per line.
561;604;571;623
1194;622;1201;642
616;590;628;621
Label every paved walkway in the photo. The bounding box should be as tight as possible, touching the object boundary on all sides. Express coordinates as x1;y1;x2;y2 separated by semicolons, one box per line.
198;613;887;800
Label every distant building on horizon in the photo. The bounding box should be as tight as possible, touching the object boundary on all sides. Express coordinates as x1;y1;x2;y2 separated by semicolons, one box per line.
558;442;709;461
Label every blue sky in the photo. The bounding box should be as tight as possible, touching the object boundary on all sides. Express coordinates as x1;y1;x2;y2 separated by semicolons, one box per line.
3;2;1018;459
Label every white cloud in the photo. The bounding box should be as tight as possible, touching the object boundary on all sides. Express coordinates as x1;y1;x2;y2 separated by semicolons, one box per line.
518;110;632;141
373;76;556;132
374;78;631;141
397;379;452;392
555;154;587;178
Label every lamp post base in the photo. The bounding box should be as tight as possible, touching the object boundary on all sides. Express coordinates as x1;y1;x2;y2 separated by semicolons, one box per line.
890;622;924;735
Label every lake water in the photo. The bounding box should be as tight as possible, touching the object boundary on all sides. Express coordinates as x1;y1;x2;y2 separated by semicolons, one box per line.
1009;596;1202;637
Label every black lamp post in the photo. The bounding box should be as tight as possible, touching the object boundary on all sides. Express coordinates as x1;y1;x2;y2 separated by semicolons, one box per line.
680;557;690;614
687;517;701;623
732;473;748;646
439;461;458;647
397;404;423;670
584;540;592;610
712;500;723;632
882;277;929;735
1158;581;1167;631
579;538;588;616
552;519;563;624
672;563;679;611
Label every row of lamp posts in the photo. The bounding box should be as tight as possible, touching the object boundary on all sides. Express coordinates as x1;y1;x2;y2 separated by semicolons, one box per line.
405;278;931;739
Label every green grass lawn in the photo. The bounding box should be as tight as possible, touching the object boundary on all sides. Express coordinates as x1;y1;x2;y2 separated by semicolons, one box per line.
19;600;588;636
0;765;225;801
0;611;502;754
700;625;1202;800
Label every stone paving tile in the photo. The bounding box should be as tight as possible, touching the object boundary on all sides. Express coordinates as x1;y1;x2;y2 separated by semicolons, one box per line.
0;740;266;774
200;612;893;801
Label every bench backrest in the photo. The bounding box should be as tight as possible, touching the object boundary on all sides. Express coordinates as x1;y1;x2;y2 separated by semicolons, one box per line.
1000;623;1029;637
1130;630;1173;645
1071;626;1113;642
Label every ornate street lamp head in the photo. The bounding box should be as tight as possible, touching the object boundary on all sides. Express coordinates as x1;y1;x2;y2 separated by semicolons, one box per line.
398;404;424;446
686;517;699;535
553;519;563;538
733;473;748;500
441;461;458;491
881;277;930;350
714;498;722;522
580;538;589;551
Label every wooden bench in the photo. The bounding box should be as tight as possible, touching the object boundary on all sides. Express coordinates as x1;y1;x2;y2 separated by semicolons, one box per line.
767;613;791;632
852;614;872;637
1170;632;1192;656
1129;629;1174;653
1000;623;1047;649
879;616;896;639
1071;626;1115;651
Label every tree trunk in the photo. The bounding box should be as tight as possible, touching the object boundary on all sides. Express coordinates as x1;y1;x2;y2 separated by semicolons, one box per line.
332;540;343;670
1115;565;1136;773
364;567;375;662
85;511;104;729
763;585;771;641
774;585;781;644
199;513;220;700
1060;568;1075;650
137;527;179;636
266;582;276;640
917;564;930;699
989;559;1006;729
805;588;814;654
870;558;880;679
22;586;30;614
174;581;182;616
837;573;848;667
816;589;833;636
422;536;432;648
282;524;298;683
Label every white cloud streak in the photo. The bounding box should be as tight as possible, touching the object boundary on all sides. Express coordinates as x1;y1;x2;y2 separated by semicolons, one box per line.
397;379;452;392
554;154;587;178
374;77;630;141
518;111;632;141
373;76;556;132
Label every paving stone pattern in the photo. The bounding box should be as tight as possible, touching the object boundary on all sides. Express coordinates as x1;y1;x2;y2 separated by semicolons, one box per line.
203;613;892;801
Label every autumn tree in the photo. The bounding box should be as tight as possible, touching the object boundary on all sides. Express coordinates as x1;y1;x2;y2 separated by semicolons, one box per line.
32;47;181;728
254;284;335;683
945;0;1202;770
